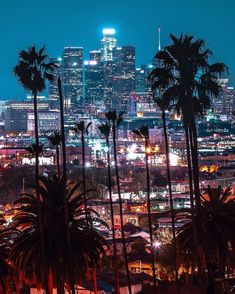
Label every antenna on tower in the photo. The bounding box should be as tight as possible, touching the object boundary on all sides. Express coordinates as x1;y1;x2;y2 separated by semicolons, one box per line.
158;27;161;51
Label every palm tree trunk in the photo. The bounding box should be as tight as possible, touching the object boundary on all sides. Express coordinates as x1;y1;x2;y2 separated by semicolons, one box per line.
81;134;88;221
56;145;60;178
190;122;201;213
58;78;75;294
184;125;194;210
33;90;49;293
144;138;157;291
162;110;178;283
185;124;203;278
106;138;120;294
112;124;132;294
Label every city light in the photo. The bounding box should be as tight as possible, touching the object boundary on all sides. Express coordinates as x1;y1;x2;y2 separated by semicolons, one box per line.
103;28;116;35
169;152;180;166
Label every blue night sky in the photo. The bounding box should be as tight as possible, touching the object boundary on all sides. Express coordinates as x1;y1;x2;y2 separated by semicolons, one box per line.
1;0;234;99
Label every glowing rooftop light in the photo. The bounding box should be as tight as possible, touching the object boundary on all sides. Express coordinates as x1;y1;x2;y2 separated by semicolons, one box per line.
57;57;62;62
103;28;116;35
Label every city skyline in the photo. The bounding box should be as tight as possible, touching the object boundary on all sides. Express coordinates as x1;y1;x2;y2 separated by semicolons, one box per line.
1;0;235;99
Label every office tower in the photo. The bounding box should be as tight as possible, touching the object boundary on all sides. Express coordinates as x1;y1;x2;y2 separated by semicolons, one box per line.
103;61;113;109
84;60;104;107
101;28;117;61
27;111;60;133
61;47;83;109
213;79;235;116
5;101;49;133
90;50;102;62
135;65;153;101
49;57;62;109
112;46;136;110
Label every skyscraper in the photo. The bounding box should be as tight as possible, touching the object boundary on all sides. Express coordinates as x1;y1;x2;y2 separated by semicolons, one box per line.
49;57;62;109
112;46;136;110
84;59;104;107
213;79;235;116
101;29;117;61
61;47;83;109
135;64;153;102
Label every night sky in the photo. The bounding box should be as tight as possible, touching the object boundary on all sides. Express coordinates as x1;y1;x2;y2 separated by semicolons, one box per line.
1;0;234;99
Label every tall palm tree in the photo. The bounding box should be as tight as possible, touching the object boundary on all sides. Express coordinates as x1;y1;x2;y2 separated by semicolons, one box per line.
150;34;227;215
0;215;15;294
25;143;44;174
57;77;75;293
98;122;120;294
47;131;62;177
148;66;180;282
9;176;106;293
176;186;235;293
132;125;157;291
14;46;56;292
105;110;132;294
71;121;92;221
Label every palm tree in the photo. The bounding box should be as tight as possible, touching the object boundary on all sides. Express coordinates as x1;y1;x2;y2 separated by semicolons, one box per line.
132;125;157;291
14;45;56;189
9;176;106;293
71;121;92;221
57;77;75;293
25;143;44;172
14;46;56;292
176;186;235;293
105;110;132;294
0;214;15;294
148;66;179;283
150;34;227;215
98;122;120;294
47;131;62;177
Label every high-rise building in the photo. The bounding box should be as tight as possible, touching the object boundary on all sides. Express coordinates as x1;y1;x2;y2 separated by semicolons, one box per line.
213;79;235;116
61;47;83;109
84;60;104;107
90;50;102;62
27;111;60;133
135;64;153;102
112;46;136;110
101;29;117;61
5;101;49;133
49;57;62;109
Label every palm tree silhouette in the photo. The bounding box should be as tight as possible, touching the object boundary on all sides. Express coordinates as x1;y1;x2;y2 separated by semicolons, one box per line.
132;125;157;291
14;46;56;292
98;122;120;294
150;35;227;288
9;176;106;293
105;110;132;294
148;65;179;283
47;131;62;177
71;121;92;221
176;186;235;293
151;34;227;214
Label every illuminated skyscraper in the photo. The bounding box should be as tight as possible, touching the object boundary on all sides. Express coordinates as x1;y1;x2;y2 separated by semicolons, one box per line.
212;79;235;116
84;59;104;107
101;28;117;61
112;46;136;110
49;57;62;109
90;50;102;62
135;64;153;101
61;47;83;109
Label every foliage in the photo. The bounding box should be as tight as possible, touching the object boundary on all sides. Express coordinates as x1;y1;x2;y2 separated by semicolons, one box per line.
9;176;106;290
176;185;235;272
